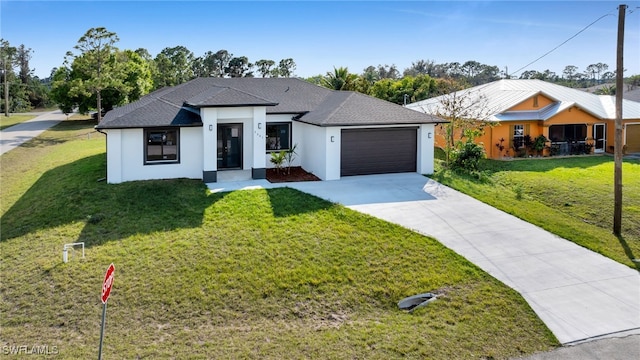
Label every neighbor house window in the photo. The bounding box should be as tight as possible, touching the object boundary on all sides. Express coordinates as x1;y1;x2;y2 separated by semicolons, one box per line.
513;124;525;149
549;124;587;142
145;128;179;164
266;123;291;151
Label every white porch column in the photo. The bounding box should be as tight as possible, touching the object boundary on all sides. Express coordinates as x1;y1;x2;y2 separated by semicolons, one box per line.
251;107;267;179
201;108;218;182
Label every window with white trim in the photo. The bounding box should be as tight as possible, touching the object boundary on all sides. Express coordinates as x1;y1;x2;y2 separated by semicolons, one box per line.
145;128;179;164
513;124;525;149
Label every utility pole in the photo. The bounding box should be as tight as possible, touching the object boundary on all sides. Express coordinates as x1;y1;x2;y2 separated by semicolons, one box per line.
613;4;626;236
2;49;8;117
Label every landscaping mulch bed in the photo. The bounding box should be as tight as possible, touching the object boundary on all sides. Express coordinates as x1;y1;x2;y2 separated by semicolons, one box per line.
266;166;320;183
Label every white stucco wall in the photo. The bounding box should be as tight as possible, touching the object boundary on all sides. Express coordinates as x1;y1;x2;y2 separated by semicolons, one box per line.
105;127;203;184
417;123;435;175
202;107;267;172
263;114;303;170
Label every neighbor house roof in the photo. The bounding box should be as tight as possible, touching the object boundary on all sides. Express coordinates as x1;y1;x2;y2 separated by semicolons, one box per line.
97;78;444;129
406;79;640;121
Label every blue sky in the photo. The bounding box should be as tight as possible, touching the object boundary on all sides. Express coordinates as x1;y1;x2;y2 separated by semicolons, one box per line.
1;0;639;79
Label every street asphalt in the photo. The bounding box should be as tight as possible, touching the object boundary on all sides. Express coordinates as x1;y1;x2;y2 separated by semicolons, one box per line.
0;110;67;155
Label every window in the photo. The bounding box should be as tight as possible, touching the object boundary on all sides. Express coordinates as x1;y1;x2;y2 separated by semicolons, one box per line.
549;124;587;142
513;124;525;149
145;128;179;164
266;123;291;151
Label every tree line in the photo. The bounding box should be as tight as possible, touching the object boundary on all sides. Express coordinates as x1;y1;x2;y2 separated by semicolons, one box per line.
2;26;638;117
1;39;52;114
46;27;298;121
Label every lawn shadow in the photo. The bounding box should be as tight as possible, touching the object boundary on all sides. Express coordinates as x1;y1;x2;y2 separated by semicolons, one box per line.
266;187;334;217
616;234;640;271
1;154;226;247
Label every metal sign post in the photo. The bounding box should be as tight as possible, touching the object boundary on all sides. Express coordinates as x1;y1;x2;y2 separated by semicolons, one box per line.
98;263;115;360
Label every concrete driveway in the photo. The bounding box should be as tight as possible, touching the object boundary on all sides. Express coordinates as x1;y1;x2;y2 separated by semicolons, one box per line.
209;172;640;345
0;110;67;155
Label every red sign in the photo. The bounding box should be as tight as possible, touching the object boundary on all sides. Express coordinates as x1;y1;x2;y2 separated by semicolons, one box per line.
101;263;115;304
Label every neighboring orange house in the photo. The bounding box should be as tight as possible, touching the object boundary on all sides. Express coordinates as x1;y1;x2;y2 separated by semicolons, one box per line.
407;79;640;158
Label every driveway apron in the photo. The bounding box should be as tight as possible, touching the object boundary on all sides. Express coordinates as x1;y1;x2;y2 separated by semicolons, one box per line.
279;173;640;345
0;111;67;155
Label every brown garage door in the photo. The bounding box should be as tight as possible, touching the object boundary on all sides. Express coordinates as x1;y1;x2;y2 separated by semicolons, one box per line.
341;127;417;176
626;124;640;153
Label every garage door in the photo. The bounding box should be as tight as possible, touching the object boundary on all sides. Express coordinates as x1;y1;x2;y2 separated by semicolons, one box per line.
626;124;640;153
341;127;417;176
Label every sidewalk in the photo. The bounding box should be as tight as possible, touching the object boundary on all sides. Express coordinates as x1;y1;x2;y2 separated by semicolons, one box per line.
0;110;67;155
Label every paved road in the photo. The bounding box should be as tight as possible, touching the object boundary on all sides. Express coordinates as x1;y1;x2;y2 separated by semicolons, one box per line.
208;172;640;356
0;110;67;155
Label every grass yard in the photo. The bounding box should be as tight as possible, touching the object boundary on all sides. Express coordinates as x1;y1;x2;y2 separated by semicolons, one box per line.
0;119;558;359
431;149;640;268
0;114;36;130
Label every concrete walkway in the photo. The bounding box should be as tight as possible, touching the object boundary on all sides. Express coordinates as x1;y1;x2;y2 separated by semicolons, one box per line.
208;173;640;346
0;110;67;155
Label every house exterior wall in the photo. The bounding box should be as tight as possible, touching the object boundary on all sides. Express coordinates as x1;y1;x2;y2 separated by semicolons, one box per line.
508;94;555;111
297;122;330;180
105;127;203;184
201;106;267;180
416;124;435;174
263;114;302;169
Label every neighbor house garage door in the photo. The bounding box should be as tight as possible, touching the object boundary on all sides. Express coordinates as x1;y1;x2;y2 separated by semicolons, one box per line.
341;127;417;176
626;124;640;153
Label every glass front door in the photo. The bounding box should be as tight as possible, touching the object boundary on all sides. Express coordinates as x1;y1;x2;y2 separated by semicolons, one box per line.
217;124;242;169
593;123;606;153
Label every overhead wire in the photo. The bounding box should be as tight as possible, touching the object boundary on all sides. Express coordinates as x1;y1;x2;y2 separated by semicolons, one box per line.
508;10;618;77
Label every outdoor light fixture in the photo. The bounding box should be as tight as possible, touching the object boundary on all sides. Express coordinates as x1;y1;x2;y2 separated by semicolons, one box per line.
209;125;213;131
331;136;335;142
258;123;262;129
428;132;432;139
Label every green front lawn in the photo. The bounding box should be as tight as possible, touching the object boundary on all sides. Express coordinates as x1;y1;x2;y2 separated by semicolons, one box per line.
0;120;557;359
431;150;640;268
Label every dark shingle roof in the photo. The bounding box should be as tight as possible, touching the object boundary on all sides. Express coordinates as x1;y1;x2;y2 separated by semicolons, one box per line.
97;78;444;129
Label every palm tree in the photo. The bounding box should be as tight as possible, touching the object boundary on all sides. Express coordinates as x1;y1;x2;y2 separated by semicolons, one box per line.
321;67;358;90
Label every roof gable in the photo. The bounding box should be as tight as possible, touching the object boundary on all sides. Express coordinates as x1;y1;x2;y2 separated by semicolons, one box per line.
407;79;640;121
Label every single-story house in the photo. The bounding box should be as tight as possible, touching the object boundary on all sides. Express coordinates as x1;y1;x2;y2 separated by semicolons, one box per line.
95;78;444;184
406;79;640;158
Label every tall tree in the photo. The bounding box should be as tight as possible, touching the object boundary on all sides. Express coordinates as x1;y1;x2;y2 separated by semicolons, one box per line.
562;65;578;80
153;46;194;88
225;56;253;77
275;58;296;77
1;39;16;116
52;47;152;116
67;27;120;122
212;50;232;77
403;59;435;77
255;59;275;77
15;44;32;84
376;64;400;79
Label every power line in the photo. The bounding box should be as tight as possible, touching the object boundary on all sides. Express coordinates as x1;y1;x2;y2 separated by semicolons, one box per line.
509;11;615;77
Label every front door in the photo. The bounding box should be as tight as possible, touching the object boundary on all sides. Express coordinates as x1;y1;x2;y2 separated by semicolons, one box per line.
593;123;606;153
217;124;242;169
